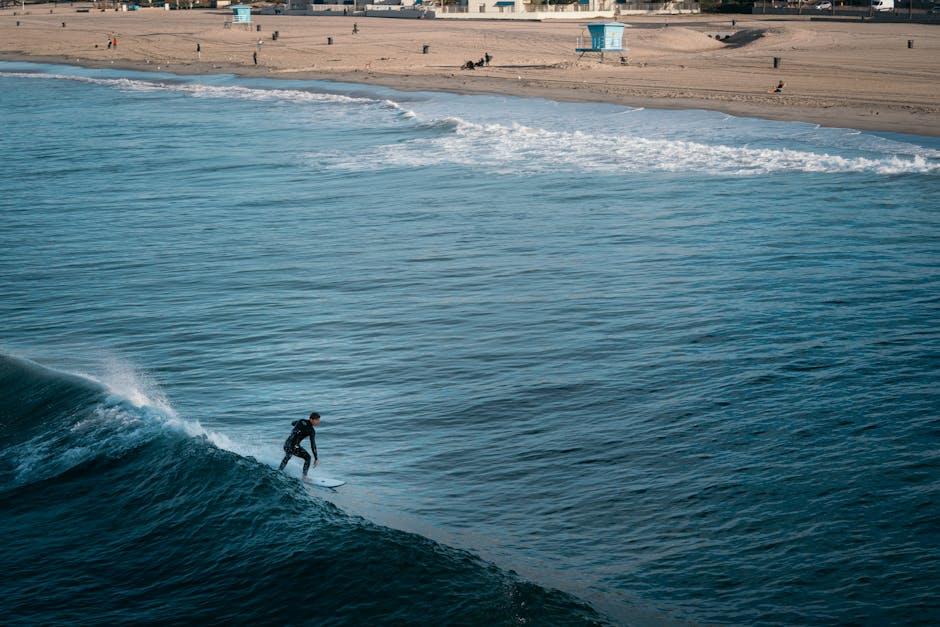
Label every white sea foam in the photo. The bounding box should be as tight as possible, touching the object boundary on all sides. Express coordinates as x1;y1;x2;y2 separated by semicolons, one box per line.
90;358;270;460
311;116;940;176
3;354;274;485
0;70;391;109
5;69;937;175
97;356;177;416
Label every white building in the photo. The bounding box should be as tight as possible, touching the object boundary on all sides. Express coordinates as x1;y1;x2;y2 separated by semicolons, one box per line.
436;0;698;18
284;0;697;17
439;0;615;17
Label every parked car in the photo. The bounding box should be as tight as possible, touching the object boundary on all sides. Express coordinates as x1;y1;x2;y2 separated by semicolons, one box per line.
814;0;832;9
871;0;893;10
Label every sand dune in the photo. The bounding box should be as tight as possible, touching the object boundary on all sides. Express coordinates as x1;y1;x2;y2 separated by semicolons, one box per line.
636;27;727;53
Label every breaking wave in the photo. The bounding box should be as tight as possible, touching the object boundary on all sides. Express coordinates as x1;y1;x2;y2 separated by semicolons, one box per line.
313;116;940;176
0;353;606;625
4;66;937;176
0;70;411;114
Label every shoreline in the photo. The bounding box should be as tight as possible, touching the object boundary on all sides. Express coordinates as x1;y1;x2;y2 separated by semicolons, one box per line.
2;11;939;137
6;51;936;138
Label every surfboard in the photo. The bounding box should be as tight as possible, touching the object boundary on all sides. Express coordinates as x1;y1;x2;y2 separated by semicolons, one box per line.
306;476;346;489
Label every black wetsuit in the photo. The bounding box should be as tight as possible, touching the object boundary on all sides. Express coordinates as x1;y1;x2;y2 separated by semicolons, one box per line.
278;420;318;476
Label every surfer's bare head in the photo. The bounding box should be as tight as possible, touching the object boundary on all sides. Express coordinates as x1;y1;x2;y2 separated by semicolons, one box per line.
309;412;321;425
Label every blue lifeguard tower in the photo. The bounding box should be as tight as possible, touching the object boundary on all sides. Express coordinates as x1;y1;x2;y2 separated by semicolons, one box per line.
231;5;252;24
576;22;627;62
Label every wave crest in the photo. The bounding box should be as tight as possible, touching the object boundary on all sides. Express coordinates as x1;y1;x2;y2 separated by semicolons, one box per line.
0;354;246;488
315;115;940;176
0;352;607;625
4;67;936;176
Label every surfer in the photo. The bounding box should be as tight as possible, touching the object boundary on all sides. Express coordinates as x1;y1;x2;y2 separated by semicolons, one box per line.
278;412;320;478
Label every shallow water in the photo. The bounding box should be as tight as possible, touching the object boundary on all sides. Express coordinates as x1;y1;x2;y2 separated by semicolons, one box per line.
1;61;939;625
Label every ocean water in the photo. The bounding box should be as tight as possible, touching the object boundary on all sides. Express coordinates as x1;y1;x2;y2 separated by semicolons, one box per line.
1;61;939;625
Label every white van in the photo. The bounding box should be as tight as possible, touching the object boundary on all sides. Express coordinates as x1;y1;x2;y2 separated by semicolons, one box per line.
871;0;894;10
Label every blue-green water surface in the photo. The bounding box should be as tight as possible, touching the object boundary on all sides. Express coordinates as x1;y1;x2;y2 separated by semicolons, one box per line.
1;61;939;625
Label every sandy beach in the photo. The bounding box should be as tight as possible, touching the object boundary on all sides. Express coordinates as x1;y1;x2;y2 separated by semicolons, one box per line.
2;5;939;135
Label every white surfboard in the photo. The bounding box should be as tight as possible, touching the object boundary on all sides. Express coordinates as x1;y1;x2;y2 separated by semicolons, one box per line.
306;476;346;489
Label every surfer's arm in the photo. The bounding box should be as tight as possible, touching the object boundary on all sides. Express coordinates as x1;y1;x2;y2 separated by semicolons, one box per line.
310;434;318;461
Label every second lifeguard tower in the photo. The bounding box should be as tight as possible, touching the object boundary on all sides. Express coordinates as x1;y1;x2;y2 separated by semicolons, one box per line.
228;5;252;29
576;22;627;63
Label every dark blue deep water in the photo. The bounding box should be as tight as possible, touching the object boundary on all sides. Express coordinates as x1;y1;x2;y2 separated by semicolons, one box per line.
1;61;939;625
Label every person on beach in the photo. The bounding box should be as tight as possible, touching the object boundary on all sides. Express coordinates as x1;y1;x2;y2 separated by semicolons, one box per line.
352;23;359;35
253;50;258;65
771;80;785;93
279;412;320;478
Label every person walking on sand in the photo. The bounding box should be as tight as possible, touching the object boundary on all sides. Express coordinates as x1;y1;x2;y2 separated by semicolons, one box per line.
279;412;320;478
352;22;359;35
253;50;258;65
